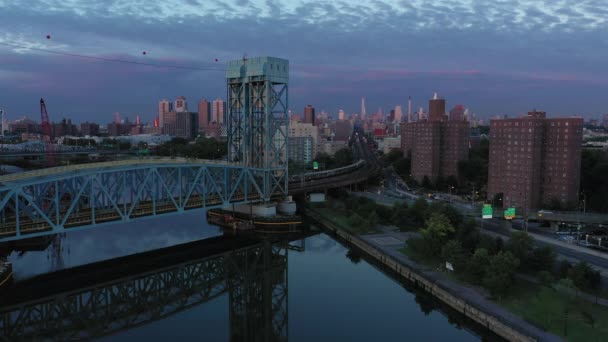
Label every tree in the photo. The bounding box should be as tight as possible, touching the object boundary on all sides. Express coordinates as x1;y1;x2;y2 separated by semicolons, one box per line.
483;251;520;298
477;234;503;255
580;149;608;213
421;176;432;189
367;211;379;229
558;260;572;279
466;248;490;284
454;219;480;252
529;246;556;273
568;261;601;294
408;197;429;227
346;249;362;264
420;212;455;257
428;202;463;228
441;240;467;272
507;231;533;267
538;270;555;288
333;148;354;167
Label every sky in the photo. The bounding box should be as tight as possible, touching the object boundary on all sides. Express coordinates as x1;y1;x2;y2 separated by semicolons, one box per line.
0;0;607;123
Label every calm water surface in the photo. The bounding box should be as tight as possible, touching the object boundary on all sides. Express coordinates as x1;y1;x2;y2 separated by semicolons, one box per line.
5;211;486;341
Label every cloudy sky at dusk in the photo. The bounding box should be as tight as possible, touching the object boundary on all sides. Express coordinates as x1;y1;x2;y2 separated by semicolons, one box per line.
0;0;606;123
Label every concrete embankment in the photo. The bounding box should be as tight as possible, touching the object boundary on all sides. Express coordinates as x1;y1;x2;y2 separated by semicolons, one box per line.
306;208;562;342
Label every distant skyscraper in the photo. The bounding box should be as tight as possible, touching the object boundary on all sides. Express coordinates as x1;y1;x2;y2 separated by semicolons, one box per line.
175;96;188;113
361;97;366;120
304;105;315;125
338;109;345;121
198;99;211;132
407;96;412;123
394;105;403;123
417;107;425;121
428;92;446;122
158;99;172;128
603;113;608;128
212;98;225;123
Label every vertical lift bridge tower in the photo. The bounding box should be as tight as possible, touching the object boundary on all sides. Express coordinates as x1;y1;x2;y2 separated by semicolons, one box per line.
226;56;290;203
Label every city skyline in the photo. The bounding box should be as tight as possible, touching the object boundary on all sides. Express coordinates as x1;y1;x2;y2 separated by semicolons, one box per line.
1;1;607;121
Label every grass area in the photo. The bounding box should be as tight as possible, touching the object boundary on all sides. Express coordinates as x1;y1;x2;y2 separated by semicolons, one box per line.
314;207;379;235
499;279;608;342
399;244;608;341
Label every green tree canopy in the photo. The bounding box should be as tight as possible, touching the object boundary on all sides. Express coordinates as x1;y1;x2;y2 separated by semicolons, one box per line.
483;251;520;298
466;248;490;284
420;212;455;256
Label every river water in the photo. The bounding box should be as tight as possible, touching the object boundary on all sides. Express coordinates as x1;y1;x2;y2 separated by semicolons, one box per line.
3;211;495;341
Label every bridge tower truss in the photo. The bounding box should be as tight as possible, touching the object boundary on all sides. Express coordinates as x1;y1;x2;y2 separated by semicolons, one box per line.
226;56;289;201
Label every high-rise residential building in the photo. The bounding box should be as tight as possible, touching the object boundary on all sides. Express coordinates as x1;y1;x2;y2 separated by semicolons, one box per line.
338;110;345;121
52;118;77;138
488;111;583;212
304;105;315;125
80;122;99;136
158;99;172;128
394;105;403;123
400;94;469;183
175;96;188;113
212;98;225;123
162;111;198;139
361;97;366;120
603;113;608;128
449;105;466;121
333;120;352;141
428;92;446;122
288;120;319;164
198;99;211;132
9;117;39;135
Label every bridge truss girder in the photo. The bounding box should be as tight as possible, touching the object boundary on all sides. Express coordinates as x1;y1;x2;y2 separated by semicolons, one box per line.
0;242;288;341
0;163;284;243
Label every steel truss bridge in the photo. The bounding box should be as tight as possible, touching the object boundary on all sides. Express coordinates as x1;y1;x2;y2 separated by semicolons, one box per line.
0;158;290;243
0;234;296;341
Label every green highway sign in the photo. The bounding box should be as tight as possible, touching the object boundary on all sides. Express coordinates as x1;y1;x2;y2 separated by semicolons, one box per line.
504;207;516;220
482;204;493;219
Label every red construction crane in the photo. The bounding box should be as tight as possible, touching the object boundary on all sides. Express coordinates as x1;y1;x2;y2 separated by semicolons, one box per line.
40;98;56;167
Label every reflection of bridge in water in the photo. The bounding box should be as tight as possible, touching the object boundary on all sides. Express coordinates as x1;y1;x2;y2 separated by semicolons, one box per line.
0;233;305;341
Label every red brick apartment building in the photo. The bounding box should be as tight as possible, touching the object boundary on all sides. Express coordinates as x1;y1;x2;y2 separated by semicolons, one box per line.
487;111;583;212
400;94;469;183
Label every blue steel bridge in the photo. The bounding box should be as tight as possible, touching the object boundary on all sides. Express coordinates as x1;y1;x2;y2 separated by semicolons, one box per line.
0;158;286;243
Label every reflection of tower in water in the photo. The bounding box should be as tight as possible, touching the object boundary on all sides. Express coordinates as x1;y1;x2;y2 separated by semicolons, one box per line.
228;241;288;342
47;233;68;271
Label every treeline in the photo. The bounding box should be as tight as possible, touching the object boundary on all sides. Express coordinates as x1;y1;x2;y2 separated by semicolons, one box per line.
580;149;608;212
155;137;227;160
406;202;601;298
329;190;457;232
